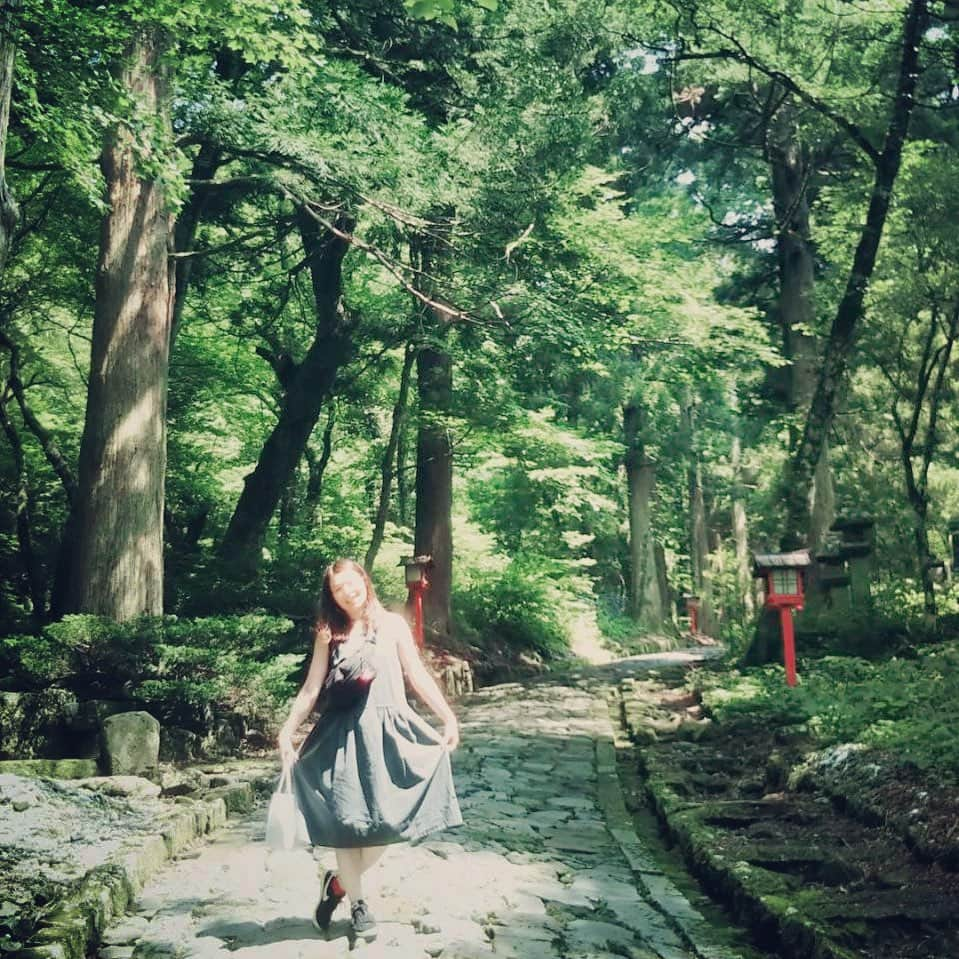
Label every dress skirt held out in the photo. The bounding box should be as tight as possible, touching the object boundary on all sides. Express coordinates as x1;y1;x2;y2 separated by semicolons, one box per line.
292;621;462;848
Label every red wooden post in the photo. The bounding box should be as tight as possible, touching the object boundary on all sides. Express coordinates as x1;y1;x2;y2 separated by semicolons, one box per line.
412;582;425;648
780;606;797;687
401;555;431;648
685;594;700;635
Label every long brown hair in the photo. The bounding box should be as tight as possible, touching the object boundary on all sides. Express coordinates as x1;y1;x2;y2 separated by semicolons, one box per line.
316;559;382;642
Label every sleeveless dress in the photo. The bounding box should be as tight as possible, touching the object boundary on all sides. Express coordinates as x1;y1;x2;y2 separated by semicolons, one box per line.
292;616;463;848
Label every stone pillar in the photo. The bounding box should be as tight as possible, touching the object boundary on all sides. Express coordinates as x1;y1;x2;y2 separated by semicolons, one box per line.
948;518;959;577
831;517;875;610
812;550;850;612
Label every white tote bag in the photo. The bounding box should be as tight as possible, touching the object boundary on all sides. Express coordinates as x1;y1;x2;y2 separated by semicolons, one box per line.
265;764;310;851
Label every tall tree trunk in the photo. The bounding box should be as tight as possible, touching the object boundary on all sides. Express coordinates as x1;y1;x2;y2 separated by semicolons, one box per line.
910;494;935;619
681;396;714;634
0;395;44;620
892;300;959;620
415;335;453;642
304;402;336;522
170;143;221;351
218;210;353;565
731;434;754;619
623;401;665;628
69;32;174;619
782;0;928;545
0;331;77;617
0;0;19;275
690;460;712;629
366;343;416;570
396;417;411;527
411;229;455;643
277;469;297;550
768;102;835;551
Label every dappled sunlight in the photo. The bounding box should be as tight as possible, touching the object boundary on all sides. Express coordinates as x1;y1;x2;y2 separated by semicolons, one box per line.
93;672;758;959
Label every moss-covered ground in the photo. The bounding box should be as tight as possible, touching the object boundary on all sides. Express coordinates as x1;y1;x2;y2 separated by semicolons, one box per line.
618;655;959;959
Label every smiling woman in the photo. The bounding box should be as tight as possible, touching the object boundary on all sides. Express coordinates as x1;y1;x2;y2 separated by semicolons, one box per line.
276;558;462;944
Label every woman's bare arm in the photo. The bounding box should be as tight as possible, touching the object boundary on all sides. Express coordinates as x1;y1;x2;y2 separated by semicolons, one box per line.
391;613;459;748
278;628;331;761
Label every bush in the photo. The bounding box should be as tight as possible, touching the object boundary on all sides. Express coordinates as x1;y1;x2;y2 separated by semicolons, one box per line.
0;614;301;733
454;560;570;659
793;606;943;660
692;642;959;781
168;552;329;618
596;604;682;655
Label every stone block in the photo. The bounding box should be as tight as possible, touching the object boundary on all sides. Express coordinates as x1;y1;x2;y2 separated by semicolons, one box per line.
158;726;199;763
160;810;198;857
565;919;642;954
99;949;136;959
205;783;253;814
76;776;162;800
102;916;150;945
100;712;160;778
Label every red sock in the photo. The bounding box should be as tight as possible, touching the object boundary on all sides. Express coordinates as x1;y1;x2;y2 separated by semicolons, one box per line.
330;875;346;898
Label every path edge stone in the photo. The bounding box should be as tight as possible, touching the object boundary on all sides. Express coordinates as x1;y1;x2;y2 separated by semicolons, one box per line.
18;777;267;959
633;730;860;959
592;696;746;959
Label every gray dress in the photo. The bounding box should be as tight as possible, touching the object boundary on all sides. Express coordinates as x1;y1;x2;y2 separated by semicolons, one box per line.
292;617;463;848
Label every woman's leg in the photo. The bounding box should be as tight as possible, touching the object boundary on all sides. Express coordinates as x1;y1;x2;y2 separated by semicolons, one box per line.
360;845;388;873
333;846;388;903
336;846;381;941
334;848;364;903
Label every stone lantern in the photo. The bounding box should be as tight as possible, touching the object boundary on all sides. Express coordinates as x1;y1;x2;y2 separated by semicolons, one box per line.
812;547;850;612
831;516;875;608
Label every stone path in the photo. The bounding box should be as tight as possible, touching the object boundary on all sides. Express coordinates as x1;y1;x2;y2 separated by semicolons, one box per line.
100;656;746;959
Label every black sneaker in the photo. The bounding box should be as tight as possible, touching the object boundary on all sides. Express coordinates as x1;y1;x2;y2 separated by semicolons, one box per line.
312;870;345;931
350;900;377;941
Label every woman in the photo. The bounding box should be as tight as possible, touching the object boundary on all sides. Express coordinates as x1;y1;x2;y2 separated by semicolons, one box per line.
278;559;462;942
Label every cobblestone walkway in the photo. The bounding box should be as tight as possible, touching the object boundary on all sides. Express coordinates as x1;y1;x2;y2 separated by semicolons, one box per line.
101;659;744;959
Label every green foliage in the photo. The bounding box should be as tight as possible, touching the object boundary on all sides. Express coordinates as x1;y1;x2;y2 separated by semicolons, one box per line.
454;559;570;659
467;407;621;566
596;604;681;656
694;643;959;781
794;604;952;661
2;0;957;700
0;615;299;730
1;615;157;688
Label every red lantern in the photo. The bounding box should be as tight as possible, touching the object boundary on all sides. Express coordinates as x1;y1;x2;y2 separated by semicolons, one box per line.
753;550;810;686
400;555;431;648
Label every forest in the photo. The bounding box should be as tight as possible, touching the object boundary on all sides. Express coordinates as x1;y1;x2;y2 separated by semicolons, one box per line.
0;0;957;729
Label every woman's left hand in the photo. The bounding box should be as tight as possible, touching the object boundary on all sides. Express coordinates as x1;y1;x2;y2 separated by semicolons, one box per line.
440;716;460;750
278;728;298;767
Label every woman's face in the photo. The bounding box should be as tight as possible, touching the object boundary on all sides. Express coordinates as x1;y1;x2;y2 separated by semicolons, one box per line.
329;568;368;620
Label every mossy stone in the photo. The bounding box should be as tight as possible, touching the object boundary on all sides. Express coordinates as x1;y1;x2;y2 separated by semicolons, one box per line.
0;758;99;778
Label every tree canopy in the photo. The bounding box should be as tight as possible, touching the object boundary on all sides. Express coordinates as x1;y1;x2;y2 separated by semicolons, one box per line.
0;0;957;650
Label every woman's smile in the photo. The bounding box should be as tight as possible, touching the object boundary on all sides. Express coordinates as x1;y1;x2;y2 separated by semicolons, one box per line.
331;573;368;615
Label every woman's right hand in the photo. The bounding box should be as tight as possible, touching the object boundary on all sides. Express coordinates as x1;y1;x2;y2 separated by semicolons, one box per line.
278;728;297;767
